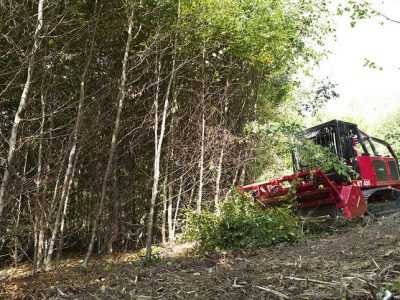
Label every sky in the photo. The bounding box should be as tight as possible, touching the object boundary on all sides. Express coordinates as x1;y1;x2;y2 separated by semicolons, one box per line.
315;0;400;129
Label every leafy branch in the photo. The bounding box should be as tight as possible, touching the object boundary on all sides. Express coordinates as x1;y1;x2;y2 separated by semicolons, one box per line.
294;139;358;181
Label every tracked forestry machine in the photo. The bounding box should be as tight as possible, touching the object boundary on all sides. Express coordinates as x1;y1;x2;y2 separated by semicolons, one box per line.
240;120;400;219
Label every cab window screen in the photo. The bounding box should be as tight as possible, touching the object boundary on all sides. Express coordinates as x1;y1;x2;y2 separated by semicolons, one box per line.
373;160;388;181
389;161;399;180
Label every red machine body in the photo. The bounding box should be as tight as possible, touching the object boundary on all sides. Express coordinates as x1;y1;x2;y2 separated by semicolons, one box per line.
240;120;400;219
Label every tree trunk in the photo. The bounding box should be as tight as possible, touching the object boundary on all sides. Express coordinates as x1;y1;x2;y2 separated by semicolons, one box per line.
172;175;183;240
161;175;168;244
0;0;45;218
167;183;173;242
107;172;120;254
197;44;206;214
33;93;46;271
145;1;180;259
214;78;229;213
57;153;78;261
35;224;45;272
13;151;28;267
49;152;65;214
214;145;225;215
188;184;195;207
225;165;241;201
145;55;161;260
83;11;134;267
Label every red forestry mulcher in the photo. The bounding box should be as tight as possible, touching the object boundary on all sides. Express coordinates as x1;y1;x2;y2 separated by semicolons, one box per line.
240;120;400;219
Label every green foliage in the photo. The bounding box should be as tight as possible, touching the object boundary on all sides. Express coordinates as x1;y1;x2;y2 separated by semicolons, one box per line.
298;80;339;117
391;276;400;293
244;118;303;181
295;139;357;180
363;58;383;71
336;0;377;27
381;276;400;297
183;192;302;251
181;0;333;109
137;246;162;264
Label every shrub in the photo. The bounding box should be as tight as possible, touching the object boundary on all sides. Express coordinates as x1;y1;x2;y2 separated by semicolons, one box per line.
183;192;302;252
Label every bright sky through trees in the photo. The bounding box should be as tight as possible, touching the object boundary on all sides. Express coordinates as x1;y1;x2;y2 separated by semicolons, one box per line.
318;0;400;127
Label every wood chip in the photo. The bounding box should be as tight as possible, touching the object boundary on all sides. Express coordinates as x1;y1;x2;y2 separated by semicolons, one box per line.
369;256;380;269
232;278;245;288
285;276;339;286
254;285;289;299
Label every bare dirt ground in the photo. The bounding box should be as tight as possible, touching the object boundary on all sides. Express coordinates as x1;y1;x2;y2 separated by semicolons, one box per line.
1;215;400;300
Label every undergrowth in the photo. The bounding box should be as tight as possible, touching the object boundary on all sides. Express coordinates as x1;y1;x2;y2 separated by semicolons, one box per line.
183;192;303;252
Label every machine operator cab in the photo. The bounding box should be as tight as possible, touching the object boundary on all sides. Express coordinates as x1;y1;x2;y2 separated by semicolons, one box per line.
293;120;400;189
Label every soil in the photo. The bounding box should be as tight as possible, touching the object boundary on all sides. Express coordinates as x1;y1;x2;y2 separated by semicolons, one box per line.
1;215;400;300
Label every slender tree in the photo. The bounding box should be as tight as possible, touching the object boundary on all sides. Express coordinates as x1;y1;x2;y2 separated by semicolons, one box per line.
45;4;98;269
83;9;135;267
145;0;181;260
